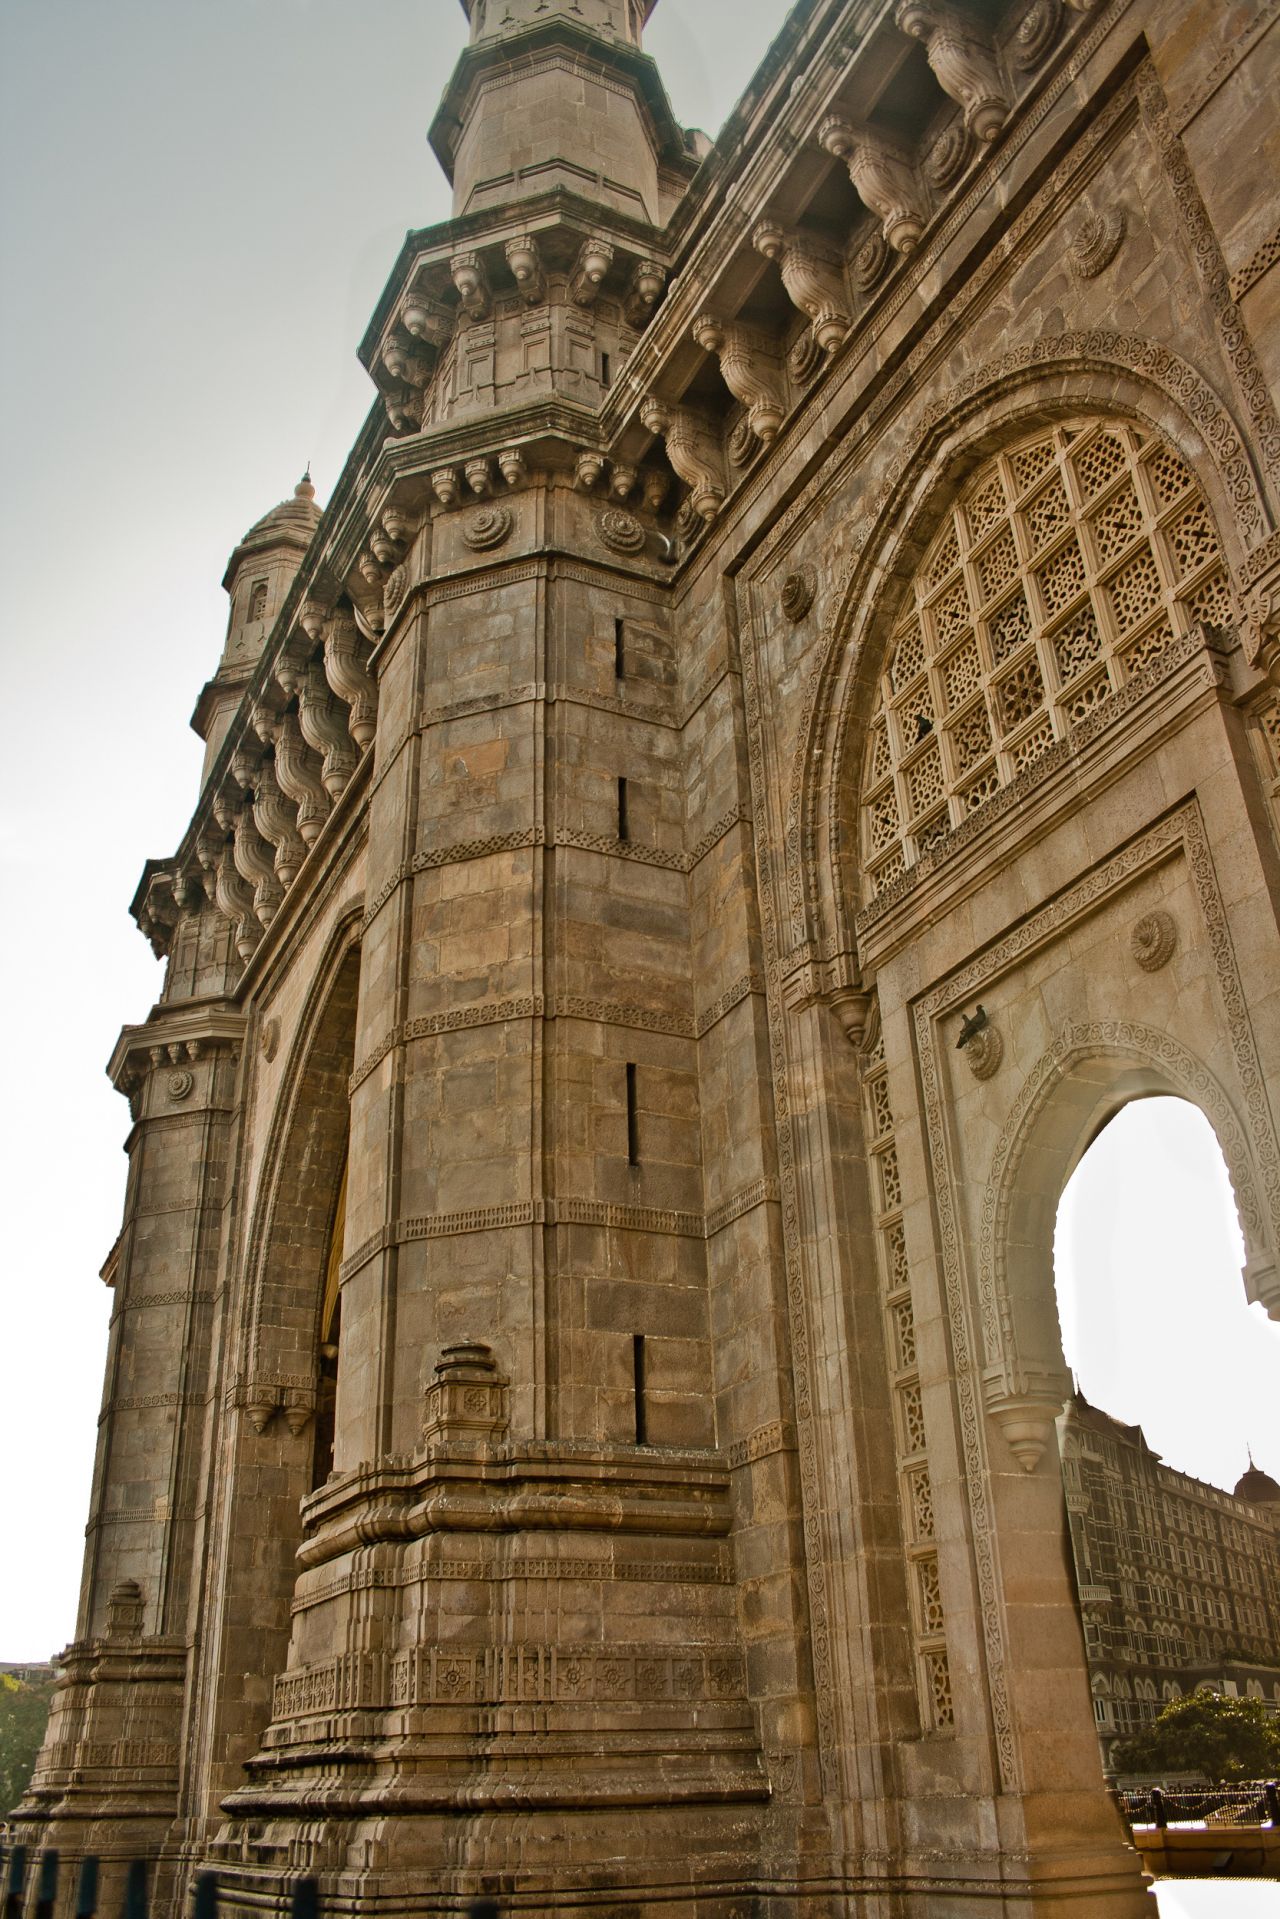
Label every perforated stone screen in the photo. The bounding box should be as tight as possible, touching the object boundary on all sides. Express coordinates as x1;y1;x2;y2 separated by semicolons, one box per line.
861;420;1233;896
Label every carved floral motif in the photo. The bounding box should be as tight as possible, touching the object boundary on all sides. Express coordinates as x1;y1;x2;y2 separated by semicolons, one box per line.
1131;910;1177;972
461;506;514;551
595;509;646;556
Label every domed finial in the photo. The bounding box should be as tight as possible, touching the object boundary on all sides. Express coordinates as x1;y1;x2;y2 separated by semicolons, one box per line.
296;466;315;503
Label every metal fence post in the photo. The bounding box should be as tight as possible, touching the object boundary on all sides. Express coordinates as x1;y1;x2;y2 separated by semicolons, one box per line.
75;1859;98;1919
1150;1787;1167;1831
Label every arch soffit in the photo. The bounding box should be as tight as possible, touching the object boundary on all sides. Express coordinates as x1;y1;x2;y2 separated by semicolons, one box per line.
238;905;364;1376
785;344;1268;959
977;1021;1266;1406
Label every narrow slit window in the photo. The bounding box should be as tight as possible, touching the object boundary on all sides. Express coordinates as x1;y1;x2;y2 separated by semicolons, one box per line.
626;1061;639;1166
633;1333;648;1445
617;776;629;842
614;617;626;680
601;351;612;387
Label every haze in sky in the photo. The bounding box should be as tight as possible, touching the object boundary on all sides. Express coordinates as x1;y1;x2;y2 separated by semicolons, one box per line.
1;0;1277;1666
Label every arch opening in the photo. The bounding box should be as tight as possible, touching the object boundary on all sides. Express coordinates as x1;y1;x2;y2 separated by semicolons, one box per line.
1051;1096;1280;1774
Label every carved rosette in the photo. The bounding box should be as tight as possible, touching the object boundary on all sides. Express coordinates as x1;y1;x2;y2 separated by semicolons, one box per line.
752;221;851;350
1131;910;1177;973
964;1025;1004;1080
788;329;826;385
728;420;761;468
595;509;646;557
780;570;816;623
1069;208;1127;278
851;229;891;292
924;121;973;189
1012;0;1062;69
461;506;514;551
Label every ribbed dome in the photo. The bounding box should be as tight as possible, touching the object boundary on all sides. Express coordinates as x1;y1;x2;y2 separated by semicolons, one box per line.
240;472;320;544
1234;1463;1280;1505
222;473;320;589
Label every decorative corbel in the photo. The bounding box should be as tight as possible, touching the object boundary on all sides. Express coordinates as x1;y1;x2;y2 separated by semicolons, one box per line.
323;610;378;749
625;258;668;328
465;457;493;498
570;237;615;307
382;502;420;548
817;119;928;254
641;470;669;513
210;780;239;836
233;805;283;929
298;663;358;801
498;449;528;488
639;397;727;523
450;251;491;321
381;335;431;388
894;0;1008;142
273;708;331;845
983;1366;1072;1473
251;759;307;889
400;288;452;347
357;551;387;592
431;467;462;509
691;314;786;446
609;463;638;501
213;840;261;960
751;221;851;350
138;871;181;960
575;451;606;492
274;631;313;704
504;234;545;306
384;393;423;435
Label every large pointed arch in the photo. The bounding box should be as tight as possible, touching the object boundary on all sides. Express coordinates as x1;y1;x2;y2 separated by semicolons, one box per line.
781;341;1271;967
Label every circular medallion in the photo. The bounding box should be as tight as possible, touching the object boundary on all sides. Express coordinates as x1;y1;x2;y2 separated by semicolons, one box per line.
788;329;826;386
1131;910;1177;973
461;506;513;551
595;508;646;556
1013;0;1062;69
166;1069;195;1101
728;419;761;468
780;569;816;623
925;122;973;189
852;230;891;292
965;1026;1004;1081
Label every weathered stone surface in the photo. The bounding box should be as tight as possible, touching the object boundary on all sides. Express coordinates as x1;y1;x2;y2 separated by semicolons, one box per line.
11;0;1279;1914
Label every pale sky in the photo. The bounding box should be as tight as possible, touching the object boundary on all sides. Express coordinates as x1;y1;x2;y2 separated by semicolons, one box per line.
0;0;1276;1666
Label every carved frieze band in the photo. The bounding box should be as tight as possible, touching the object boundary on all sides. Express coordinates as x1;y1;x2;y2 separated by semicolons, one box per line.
348;979;764;1096
292;1554;732;1615
341;1199;708;1285
361;811;753;933
272;1643;749;1722
726;1419;797;1469
705;1177;782;1238
1229;223;1280;304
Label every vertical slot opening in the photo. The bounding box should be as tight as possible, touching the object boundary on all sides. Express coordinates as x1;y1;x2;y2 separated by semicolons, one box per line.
633;1333;648;1445
617;776;629;842
601;351;612;387
614;616;626;680
626;1061;639;1166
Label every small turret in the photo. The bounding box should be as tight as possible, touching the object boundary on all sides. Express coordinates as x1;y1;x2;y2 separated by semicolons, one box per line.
433;0;686;224
192;474;321;783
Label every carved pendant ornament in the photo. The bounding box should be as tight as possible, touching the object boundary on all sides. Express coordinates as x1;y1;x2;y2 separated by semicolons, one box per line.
1131;909;1177;972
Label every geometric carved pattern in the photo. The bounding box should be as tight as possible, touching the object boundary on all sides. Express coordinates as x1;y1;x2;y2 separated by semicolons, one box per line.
861;419;1231;893
865;1059;953;1733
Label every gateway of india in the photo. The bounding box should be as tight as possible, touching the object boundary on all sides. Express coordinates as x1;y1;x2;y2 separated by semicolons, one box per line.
11;0;1280;1911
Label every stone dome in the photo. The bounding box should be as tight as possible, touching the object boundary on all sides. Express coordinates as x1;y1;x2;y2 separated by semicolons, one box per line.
1233;1463;1280;1506
222;473;321;588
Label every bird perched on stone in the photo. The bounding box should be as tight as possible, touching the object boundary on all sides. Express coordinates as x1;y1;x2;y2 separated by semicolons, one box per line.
956;1005;988;1048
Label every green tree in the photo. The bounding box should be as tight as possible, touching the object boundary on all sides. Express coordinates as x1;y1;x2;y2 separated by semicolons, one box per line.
0;1671;57;1815
1113;1690;1280;1783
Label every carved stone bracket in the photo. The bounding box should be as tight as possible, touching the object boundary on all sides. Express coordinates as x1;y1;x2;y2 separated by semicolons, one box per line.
323;612;379;749
691;314;786;446
504;233;545;306
817;118;928;254
984;1373;1070;1472
752;221;851;350
640;397;727;522
450;251;491;321
570;237;615;307
298;664;358;800
625;258;667;328
895;0;1008;142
